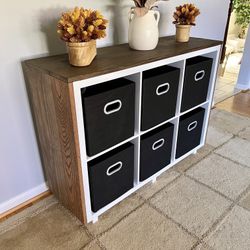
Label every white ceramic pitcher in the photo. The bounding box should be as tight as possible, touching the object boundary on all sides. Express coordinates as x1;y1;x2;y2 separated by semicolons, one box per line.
128;9;160;51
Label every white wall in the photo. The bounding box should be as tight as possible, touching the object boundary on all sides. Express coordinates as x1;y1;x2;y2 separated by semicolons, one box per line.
0;0;230;213
237;26;250;89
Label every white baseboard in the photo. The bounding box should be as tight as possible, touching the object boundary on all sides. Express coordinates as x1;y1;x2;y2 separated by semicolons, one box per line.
0;183;48;214
235;83;250;90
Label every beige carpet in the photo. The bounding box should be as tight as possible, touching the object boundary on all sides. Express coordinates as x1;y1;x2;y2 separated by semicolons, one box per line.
1;109;250;250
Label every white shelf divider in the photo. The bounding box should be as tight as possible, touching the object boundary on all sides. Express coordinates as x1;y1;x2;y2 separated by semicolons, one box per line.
180;101;209;116
140;115;177;136
133;137;140;186
171;59;186;161
126;72;142;186
86;135;138;162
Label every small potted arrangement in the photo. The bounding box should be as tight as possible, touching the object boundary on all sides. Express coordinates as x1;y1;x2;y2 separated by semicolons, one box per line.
129;0;168;50
57;7;108;67
173;3;200;43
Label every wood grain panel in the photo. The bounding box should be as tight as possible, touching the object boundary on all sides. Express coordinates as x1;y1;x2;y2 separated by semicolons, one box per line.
23;64;86;223
24;36;222;83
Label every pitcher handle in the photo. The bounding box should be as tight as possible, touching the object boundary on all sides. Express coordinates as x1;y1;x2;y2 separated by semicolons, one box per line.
154;10;160;25
129;8;135;22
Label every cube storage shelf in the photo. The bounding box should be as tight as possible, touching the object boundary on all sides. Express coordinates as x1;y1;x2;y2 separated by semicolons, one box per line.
24;36;221;224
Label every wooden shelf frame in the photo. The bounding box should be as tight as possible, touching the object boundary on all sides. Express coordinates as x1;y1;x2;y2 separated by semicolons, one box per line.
23;37;222;224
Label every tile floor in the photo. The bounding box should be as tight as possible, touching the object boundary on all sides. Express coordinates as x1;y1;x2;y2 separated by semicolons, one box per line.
214;53;242;104
1;109;250;250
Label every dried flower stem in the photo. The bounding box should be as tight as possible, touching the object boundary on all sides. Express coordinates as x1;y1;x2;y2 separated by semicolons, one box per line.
131;0;168;16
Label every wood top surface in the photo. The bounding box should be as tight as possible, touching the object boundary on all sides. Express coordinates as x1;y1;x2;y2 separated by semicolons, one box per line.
24;36;222;83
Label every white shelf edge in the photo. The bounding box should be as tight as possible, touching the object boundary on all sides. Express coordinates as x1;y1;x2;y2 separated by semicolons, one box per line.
86;135;139;162
135;72;142;185
180;101;209;116
200;48;221;145
171;59;186;161
140;116;178;136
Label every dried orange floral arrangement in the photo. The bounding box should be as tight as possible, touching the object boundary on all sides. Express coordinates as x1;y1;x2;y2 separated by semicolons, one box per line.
57;7;108;43
173;3;200;26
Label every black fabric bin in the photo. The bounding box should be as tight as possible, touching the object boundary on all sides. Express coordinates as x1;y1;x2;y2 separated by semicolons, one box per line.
82;78;135;156
88;143;134;212
141;65;180;131
181;56;213;112
176;107;205;158
140;123;174;181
